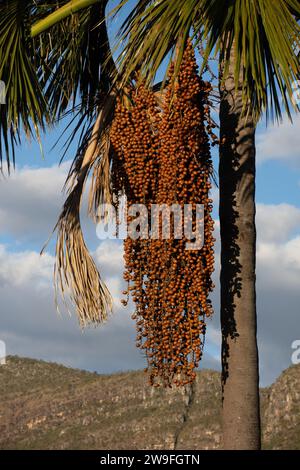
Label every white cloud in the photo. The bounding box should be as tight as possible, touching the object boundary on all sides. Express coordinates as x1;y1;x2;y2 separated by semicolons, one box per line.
256;203;300;243
256;114;300;166
256;203;300;293
0;240;144;373
257;236;300;291
0;162;70;242
95;239;124;278
0;244;53;289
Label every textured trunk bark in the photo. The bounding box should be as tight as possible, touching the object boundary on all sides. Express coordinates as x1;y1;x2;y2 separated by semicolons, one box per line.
219;52;261;449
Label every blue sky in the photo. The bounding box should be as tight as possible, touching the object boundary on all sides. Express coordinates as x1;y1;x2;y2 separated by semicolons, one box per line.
0;1;300;387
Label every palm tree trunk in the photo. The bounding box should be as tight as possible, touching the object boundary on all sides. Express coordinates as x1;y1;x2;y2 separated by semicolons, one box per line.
218;51;261;449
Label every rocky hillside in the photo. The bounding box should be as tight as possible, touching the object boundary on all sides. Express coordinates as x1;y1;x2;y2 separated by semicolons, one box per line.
0;356;299;450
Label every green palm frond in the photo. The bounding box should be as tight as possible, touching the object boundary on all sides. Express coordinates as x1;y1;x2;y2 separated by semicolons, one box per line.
35;0;116;121
0;0;115;169
117;0;300;120
116;0;198;86
199;0;300;120
0;0;50;170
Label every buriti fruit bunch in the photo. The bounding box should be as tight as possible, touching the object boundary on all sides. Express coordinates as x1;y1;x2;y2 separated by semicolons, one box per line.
110;41;215;387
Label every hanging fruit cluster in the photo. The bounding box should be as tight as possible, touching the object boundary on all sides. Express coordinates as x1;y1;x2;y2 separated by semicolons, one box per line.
110;41;215;386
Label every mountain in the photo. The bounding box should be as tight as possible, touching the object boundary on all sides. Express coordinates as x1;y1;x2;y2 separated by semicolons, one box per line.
0;356;299;450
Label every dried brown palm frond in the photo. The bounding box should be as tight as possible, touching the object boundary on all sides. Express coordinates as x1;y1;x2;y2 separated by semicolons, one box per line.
54;181;112;327
88;131;113;222
43;90;117;326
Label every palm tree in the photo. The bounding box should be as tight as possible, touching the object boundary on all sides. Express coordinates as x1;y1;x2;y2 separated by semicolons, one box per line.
1;0;300;450
112;0;300;450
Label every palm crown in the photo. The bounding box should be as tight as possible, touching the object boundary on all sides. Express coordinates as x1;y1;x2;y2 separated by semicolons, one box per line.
1;0;300;167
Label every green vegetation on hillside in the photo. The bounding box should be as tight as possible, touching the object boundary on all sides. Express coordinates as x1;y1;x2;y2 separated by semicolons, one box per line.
0;357;299;450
